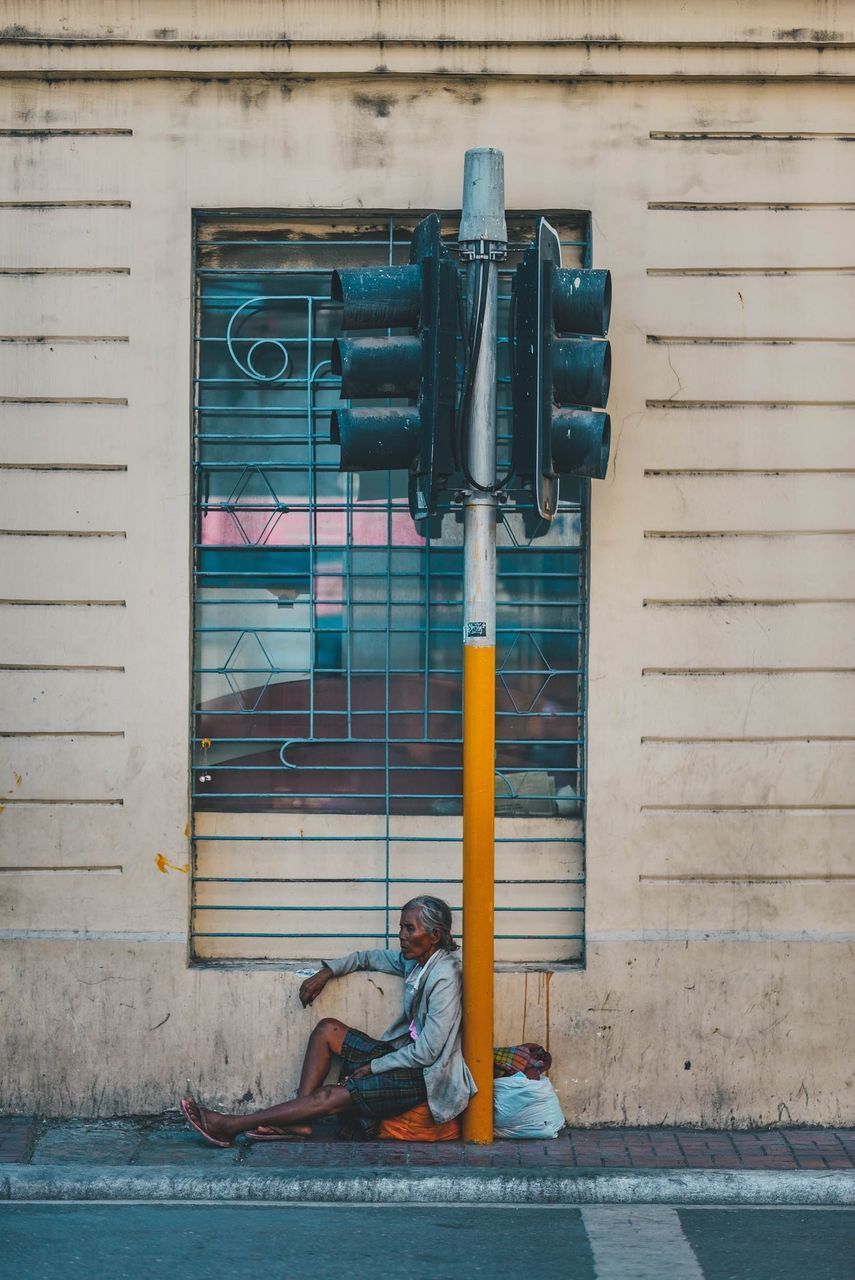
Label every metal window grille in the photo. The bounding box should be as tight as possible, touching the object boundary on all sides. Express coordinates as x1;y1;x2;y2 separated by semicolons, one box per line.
191;211;591;966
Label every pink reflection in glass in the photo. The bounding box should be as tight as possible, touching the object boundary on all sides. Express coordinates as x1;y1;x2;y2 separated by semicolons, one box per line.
201;502;425;548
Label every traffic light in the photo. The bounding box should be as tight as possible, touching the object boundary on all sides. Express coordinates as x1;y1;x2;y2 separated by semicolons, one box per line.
511;217;611;522
330;213;458;525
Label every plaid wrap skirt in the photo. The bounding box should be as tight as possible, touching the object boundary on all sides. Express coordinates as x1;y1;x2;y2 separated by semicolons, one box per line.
339;1029;427;1133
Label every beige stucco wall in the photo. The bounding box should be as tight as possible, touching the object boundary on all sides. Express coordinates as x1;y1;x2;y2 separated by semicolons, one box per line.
1;2;853;1123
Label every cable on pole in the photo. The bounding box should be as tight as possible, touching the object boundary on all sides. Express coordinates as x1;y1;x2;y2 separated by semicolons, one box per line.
456;259;514;494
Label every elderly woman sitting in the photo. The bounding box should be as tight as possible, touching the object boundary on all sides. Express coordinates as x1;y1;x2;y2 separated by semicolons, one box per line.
181;895;476;1146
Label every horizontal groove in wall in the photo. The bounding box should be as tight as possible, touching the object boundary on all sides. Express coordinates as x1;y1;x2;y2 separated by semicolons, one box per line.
645;468;855;476
646;399;855;409
644;530;855;538
647;266;855;276
639;874;855;883
0;463;128;472
0;530;127;538
4;69;855;87
650;130;855;140
644;597;855;607
589;928;855;942
649;201;855;210
0;200;131;209
0;397;129;407
0;929;187;942
647;335;855;345
641;804;855;812
0;730;124;737
0;34;852;48
5;70;855;86
0;267;130;275
643;666;854;676
0;128;132;137
642;735;855;744
0;865;123;875
0;663;125;673
0;598;126;607
0;798;123;806
0;335;129;344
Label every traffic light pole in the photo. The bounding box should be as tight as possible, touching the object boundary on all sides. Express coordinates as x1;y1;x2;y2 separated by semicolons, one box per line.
332;158;611;1146
459;149;506;1144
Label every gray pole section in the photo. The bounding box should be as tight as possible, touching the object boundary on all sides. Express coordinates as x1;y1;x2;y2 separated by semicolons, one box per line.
459;144;507;672
458;147;507;1143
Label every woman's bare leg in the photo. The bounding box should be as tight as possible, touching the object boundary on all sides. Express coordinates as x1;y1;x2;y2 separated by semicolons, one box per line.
297;1018;349;1096
184;1084;355;1144
249;1017;350;1138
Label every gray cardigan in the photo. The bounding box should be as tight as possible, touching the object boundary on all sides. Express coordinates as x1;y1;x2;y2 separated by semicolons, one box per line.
323;947;477;1125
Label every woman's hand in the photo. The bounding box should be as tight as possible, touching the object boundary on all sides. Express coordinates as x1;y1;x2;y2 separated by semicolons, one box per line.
299;965;332;1007
348;1064;372;1080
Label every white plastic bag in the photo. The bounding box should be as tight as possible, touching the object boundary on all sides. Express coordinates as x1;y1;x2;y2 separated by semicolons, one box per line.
493;1072;566;1139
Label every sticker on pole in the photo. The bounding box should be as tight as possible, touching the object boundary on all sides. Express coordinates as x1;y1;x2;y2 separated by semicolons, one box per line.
466;621;487;638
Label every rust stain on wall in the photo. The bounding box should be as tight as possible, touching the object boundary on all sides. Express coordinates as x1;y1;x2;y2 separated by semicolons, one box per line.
545;970;552;1054
155;853;189;875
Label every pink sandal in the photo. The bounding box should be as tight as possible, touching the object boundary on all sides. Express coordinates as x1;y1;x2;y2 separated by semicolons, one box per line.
180;1096;232;1148
246;1126;308;1141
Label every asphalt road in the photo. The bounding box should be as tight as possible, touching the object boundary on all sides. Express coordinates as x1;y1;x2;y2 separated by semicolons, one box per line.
1;1203;854;1279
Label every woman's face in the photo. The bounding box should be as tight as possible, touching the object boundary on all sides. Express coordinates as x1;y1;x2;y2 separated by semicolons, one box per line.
399;908;441;964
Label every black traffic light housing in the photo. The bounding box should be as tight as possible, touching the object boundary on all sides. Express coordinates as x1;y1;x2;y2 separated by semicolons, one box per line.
330;213;458;525
511;217;612;523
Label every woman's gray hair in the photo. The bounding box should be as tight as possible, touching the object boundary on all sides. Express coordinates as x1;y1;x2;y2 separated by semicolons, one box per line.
402;895;458;952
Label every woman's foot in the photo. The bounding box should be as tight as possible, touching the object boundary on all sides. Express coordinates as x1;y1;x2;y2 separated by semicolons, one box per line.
247;1124;313;1141
180;1097;234;1146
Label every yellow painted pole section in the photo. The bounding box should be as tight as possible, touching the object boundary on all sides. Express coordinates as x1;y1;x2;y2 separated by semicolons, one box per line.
462;641;495;1143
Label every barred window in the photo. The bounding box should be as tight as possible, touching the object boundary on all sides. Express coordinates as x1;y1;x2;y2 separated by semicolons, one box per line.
191;212;591;965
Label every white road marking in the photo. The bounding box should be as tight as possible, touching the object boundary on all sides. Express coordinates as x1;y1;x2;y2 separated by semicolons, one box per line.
582;1205;705;1279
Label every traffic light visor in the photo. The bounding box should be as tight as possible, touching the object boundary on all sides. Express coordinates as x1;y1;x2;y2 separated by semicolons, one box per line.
552;338;611;408
331;265;421;329
553;268;611;337
330;407;420;472
332;336;421;399
551;409;611;480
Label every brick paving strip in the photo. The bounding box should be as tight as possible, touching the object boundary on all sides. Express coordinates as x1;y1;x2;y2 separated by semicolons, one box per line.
1;1116;854;1172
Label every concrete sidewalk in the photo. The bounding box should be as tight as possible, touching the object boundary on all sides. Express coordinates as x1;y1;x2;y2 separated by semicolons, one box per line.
2;1116;854;1205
